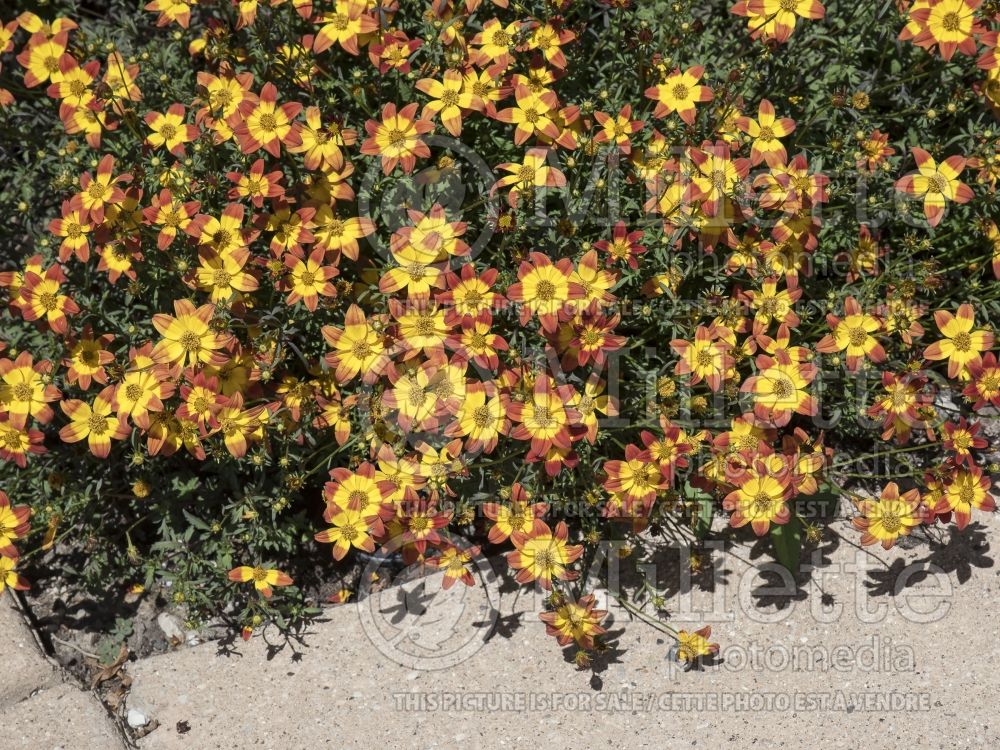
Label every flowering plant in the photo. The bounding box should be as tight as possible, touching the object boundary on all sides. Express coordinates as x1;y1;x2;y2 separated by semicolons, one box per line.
0;0;998;667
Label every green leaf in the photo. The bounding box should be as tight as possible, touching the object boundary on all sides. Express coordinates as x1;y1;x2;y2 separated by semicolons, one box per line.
182;510;212;532
770;515;802;574
684;481;715;540
798;483;842;522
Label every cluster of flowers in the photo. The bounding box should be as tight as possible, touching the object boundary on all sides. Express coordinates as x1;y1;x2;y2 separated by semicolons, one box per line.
0;0;998;663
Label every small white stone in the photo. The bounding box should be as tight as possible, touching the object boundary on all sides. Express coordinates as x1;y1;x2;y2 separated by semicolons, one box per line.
157;612;185;642
127;708;149;728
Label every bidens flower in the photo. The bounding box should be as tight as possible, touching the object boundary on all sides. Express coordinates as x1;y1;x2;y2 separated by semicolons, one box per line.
507;252;583;333
228;565;293;598
675;626;719;663
540;593;607;649
906;0;982;61
723;460;792;535
507;519;583;590
0;490;30;557
0;554;29;595
815;297;885;372
645;66;713;124
59;393;130;458
152;299;233;367
731;0;825;44
361;102;433;175
894;147;973;227
852;482;922;549
923;303;994;380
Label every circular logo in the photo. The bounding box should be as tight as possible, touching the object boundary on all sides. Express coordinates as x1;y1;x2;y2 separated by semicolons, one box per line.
356;134;501;263
357;534;501;671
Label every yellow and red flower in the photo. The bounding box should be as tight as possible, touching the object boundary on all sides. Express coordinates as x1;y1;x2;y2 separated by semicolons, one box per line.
603;443;666;511
290;107;356;170
368;30;422;75
59;393;131;458
395;497;452;556
732;0;825;44
0;417;46;468
152;299;232;367
471;17;521;73
233;83;303;157
226;159;285;207
906;0;983;61
742;353;818;427
856;129;895;173
943;465;994;529
941;418;987;466
228;565;293;598
852;482;922;549
360;102;433;175
540;593;607;649
439;264;505;322
448;381;509;455
192;247;259;302
894;147;974;227
482;483;548;544
113;362;174;427
144;0;193;28
676;626;720;663
312;0;378;55
645;66;713;124
0;490;30;557
322;304;388;383
70;154;129;223
416;69;482;137
20;265;80;335
734;99;795;167
593;221;646;269
867;372;934;444
723;460;793;535
923;303;994;379
324;463;394;524
426;543;480;589
210;393;268;458
16;31;69;88
145;104;199;156
143;190;200;250
509;375;580;462
671;324;734;392
0;352;60;428
963;352;1000;408
494;84;562;145
49;201;92;263
815;296;886;372
507;252;583;333
0;554;29;595
493;148;566;205
315;508;377;561
63;329;114;390
507;519;583;590
283;248;338;311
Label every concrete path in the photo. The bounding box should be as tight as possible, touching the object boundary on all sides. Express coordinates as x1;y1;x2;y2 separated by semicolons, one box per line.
3;515;997;749
120;516;1000;749
1;597;127;750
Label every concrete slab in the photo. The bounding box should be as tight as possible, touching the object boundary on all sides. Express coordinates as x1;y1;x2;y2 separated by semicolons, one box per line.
127;517;1000;749
0;682;127;750
0;597;59;708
